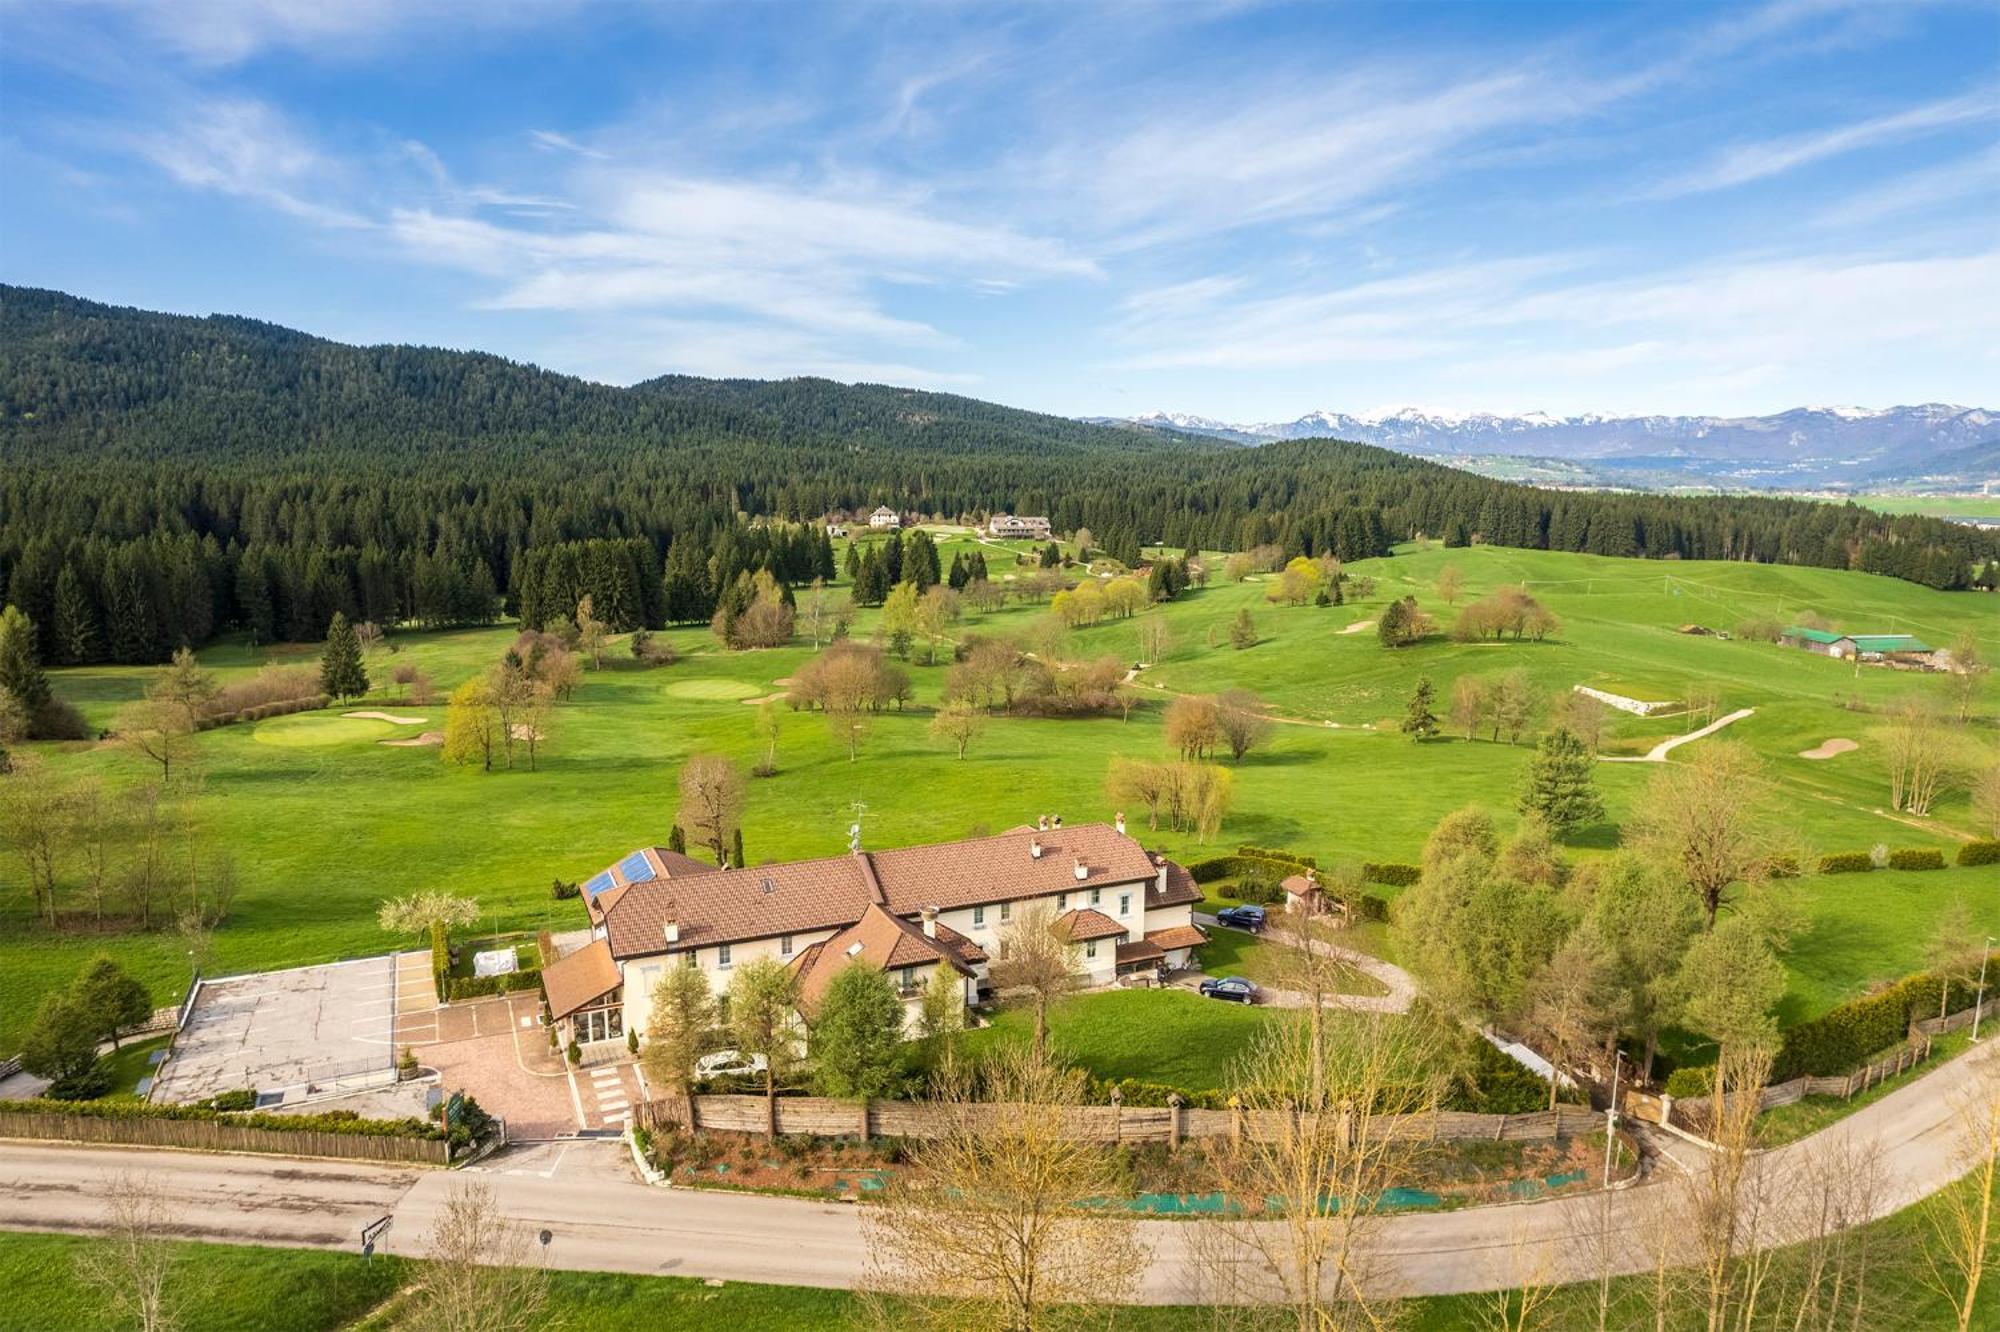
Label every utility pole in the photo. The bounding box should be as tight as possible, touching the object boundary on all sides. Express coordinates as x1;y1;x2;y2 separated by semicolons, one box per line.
1974;937;1996;1042
1602;1050;1623;1187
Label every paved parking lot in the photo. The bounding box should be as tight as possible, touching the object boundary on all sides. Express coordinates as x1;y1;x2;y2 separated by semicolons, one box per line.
400;991;585;1139
151;956;397;1105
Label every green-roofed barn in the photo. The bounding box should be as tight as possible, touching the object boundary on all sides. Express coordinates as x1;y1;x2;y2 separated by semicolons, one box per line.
1780;626;1937;666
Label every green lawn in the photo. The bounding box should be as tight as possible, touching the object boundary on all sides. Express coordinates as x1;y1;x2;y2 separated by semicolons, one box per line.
95;1034;172;1099
2;543;1997;1055
964;988;1277;1090
1197;924;1389;997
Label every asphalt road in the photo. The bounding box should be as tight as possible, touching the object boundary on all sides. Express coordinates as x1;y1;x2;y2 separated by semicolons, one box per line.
1;1036;1992;1304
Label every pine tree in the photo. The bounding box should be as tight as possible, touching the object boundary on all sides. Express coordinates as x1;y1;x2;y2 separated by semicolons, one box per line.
0;605;52;709
1402;676;1439;741
1229;608;1258;650
319;611;369;700
731;827;745;869
49;566;97;666
1518;727;1605;833
668;824;687;854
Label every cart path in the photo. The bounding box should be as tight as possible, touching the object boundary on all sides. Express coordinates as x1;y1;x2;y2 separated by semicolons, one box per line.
1599;707;1754;762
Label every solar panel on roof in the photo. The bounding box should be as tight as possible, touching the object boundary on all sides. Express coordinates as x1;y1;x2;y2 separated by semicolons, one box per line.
583;871;617;900
618;850;656;884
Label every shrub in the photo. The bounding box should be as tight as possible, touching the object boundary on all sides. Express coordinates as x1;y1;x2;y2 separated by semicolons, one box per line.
48;1066;114;1101
198;1088;258;1111
1346;892;1391;923
1236;844;1316;869
1957;840;2000;867
429;922;450;991
443;969;542;1002
549;878;580;900
1664;1065;1715;1099
1887;848;1946;871
1818;851;1874;874
567;1040;582;1066
1771;955;1999;1081
1362;862;1421;888
0;1095;441;1139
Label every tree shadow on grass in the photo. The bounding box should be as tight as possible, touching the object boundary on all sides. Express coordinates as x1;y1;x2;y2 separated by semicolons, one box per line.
1562;821;1624;851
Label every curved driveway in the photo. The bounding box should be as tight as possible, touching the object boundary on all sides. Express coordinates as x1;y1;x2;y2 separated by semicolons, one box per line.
1;1037;1991;1303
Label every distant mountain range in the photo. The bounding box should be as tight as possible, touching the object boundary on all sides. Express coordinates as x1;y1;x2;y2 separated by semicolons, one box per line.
1091;404;1999;491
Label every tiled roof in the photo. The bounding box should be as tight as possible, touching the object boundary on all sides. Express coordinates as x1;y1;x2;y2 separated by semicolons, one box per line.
1115;938;1164;964
789;903;972;1008
1145;924;1209;952
1054;907;1128;942
932;921;987;966
591;822;1176;961
1149;856;1202;909
542;938;620;1019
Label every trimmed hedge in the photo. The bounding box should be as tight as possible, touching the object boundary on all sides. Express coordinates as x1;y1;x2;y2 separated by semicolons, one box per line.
430;922;450;994
1772;952;2000;1081
196;694;330;729
1236;844;1316;869
443;969;543;1002
1958;840;2000;867
0;1096;442;1139
1818;851;1875;874
1887;848;1946;871
1362;862;1421;888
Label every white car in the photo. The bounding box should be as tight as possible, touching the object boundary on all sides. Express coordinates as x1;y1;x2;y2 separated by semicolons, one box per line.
694;1049;768;1080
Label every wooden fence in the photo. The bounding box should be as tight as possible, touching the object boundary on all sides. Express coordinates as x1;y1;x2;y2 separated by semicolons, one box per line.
0;1110;451;1165
643;1094;1603;1148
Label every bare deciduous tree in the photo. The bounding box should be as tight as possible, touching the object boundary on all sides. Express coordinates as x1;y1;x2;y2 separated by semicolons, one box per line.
1882;695;1962;817
861;1045;1146;1331
988;904;1082;1061
74;1171;179;1332
405;1180;552;1332
1924;1054;2000;1332
1215;688;1272;762
114;697;194;781
928;701;985;759
1193;1008;1445;1328
377;889;480;940
676;753;746;866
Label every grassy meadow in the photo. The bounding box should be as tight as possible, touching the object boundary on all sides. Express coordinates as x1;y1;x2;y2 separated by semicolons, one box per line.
2;533;1997;1055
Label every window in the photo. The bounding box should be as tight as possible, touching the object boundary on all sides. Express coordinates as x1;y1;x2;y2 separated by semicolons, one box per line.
999;902;1011;922
1119;893;1131;916
682;952;699;968
973;905;986;928
1090;888;1101;906
898;966;916;992
780;935;793;957
718;943;732;968
1085;941;1098;959
1057;893;1067;911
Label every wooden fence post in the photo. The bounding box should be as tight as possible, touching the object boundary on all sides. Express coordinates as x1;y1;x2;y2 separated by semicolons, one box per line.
1494;1113;1507;1142
1229;1094;1243;1147
1108;1086;1123;1144
859;1099;872;1141
1167;1094;1183;1151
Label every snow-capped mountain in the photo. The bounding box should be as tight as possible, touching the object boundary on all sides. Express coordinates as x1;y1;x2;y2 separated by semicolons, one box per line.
1110;403;1998;486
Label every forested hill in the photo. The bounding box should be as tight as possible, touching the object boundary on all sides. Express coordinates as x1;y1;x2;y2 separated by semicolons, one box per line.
0;285;1993;668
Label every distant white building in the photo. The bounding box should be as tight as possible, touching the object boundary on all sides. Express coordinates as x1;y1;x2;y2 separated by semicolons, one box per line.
987;514;1052;540
868;506;902;530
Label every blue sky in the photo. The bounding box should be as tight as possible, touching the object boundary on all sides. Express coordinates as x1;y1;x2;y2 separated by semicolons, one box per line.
2;0;1996;421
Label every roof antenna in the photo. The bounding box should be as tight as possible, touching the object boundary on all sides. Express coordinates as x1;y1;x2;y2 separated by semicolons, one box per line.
848;801;868;854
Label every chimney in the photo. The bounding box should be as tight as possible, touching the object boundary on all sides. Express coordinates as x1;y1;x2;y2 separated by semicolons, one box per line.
1073;859;1088;882
1036;814;1049;831
663;919;680;945
1052;814;1063;829
1030;838;1043;860
1114;811;1126;837
921;906;938;938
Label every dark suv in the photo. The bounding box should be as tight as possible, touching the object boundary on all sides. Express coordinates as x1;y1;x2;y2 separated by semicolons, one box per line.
1214;904;1266;932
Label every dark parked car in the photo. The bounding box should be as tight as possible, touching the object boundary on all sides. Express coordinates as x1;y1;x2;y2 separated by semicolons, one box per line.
1214;904;1266;932
1199;975;1261;1004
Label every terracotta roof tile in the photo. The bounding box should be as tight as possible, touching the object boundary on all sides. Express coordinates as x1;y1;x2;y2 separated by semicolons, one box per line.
592;823;1178;962
1054;907;1127;942
1115;939;1165;964
1145;924;1209;952
542;938;620;1019
789;903;972;1008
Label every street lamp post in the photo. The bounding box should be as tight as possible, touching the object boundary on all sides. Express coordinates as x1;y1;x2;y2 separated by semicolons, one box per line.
1602;1050;1623;1188
1974;937;1996;1043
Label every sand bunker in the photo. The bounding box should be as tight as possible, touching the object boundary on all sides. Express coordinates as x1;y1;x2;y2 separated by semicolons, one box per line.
1340;619;1377;635
1799;737;1859;760
344;710;428;725
381;730;445;748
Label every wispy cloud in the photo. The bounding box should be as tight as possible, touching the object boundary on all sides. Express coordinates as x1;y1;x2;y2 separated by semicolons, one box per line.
49;0;569;66
128;98;371;228
1648;89;2000;197
530;130;608;160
